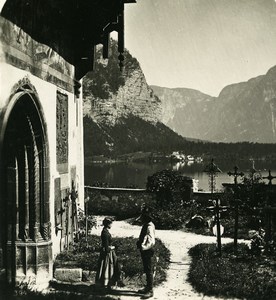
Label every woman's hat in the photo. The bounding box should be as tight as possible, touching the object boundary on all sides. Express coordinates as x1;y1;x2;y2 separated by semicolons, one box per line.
102;217;113;226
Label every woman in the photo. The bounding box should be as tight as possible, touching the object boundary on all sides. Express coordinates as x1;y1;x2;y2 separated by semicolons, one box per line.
95;217;119;289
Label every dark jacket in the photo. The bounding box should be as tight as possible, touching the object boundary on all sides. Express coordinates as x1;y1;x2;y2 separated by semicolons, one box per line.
101;227;112;253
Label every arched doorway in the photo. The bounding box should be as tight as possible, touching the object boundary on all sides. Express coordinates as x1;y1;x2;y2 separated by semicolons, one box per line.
0;87;52;285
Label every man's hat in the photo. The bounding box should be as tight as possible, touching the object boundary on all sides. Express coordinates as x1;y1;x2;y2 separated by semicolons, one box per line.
136;205;153;222
102;217;113;226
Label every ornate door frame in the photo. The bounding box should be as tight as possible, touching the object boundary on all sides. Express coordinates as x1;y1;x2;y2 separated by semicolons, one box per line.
0;78;52;285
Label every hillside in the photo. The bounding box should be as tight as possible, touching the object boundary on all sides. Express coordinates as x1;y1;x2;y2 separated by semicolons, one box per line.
84;115;188;157
83;40;188;157
82;40;276;158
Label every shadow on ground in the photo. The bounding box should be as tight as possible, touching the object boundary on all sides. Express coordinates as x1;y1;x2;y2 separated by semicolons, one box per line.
51;281;142;298
0;280;142;300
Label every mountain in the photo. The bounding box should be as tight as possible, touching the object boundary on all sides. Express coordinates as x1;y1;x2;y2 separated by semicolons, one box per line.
151;86;216;141
83;41;161;126
83;40;188;156
83;39;276;157
152;66;276;143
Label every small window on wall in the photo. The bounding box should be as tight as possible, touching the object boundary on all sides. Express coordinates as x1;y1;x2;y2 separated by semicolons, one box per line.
56;90;68;174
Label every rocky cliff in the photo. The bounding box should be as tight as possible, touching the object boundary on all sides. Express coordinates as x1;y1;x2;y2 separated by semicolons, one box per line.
83;41;161;126
152;66;276;143
82;40;186;156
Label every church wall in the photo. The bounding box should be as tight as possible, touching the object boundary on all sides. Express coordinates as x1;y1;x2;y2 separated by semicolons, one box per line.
0;15;84;282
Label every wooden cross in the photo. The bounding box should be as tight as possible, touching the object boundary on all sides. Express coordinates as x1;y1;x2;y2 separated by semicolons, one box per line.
57;207;66;216
262;169;276;186
262;170;276;248
56;205;65;235
84;196;90;244
228;166;244;250
63;195;71;249
262;169;276;209
207;199;228;256
228;166;244;186
204;158;222;194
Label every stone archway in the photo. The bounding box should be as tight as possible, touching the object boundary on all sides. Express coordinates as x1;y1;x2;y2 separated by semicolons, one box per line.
0;85;52;285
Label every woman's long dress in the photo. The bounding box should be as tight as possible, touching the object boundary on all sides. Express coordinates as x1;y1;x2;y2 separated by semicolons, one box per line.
95;227;119;286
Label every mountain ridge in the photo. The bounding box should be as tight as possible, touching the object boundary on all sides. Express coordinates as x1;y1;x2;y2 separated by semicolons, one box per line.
152;65;276;143
83;40;276;158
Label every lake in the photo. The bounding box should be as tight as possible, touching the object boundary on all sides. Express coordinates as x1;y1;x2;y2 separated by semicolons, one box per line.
84;159;276;192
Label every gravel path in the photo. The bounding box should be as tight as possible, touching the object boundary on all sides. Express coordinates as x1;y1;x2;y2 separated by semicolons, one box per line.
93;217;241;300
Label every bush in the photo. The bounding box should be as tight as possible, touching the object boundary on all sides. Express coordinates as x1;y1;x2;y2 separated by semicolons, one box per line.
143;169;198;230
147;169;192;208
151;205;195;230
188;243;276;300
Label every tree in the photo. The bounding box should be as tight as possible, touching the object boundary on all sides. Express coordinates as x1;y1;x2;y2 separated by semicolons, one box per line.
146;169;192;208
239;168;266;230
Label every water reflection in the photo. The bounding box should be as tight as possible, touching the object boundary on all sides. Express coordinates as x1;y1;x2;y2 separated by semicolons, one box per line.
84;159;276;192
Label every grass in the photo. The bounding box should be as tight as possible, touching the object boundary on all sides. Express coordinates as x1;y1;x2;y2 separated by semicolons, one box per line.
188;243;276;300
0;282;114;300
55;235;170;287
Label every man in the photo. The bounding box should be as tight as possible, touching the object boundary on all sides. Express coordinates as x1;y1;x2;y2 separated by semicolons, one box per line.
136;206;155;299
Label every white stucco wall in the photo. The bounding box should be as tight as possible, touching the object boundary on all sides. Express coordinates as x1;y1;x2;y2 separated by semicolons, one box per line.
0;62;84;258
0;0;5;12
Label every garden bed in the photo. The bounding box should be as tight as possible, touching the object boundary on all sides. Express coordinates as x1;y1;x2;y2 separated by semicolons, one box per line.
55;235;170;288
188;243;276;300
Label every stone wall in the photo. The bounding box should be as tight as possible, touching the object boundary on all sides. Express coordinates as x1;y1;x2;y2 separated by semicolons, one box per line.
85;186;156;218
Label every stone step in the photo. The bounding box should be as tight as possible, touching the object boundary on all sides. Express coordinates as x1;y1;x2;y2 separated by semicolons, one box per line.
54;268;82;283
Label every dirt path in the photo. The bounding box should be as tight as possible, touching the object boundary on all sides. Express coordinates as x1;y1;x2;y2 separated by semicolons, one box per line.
94;217;241;300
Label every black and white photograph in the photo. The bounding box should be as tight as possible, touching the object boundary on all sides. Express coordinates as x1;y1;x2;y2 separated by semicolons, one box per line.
0;0;276;299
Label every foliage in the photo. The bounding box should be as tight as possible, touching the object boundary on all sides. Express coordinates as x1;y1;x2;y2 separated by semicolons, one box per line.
150;204;197;230
76;208;97;239
142;169;196;230
83;39;140;100
55;235;170;287
241;173;266;217
83;41;123;99
249;229;266;255
83;115;187;157
83;110;276;159
188;243;276;300
223;168;267;237
146;169;192;208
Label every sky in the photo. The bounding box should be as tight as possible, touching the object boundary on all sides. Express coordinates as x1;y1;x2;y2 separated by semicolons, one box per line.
124;0;276;96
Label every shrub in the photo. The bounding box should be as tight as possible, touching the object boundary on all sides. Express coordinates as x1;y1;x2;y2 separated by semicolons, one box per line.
143;169;198;230
147;169;192;208
188;243;276;300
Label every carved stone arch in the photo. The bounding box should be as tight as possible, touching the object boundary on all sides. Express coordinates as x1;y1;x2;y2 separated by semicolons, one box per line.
10;76;39;99
0;77;48;153
0;78;52;285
